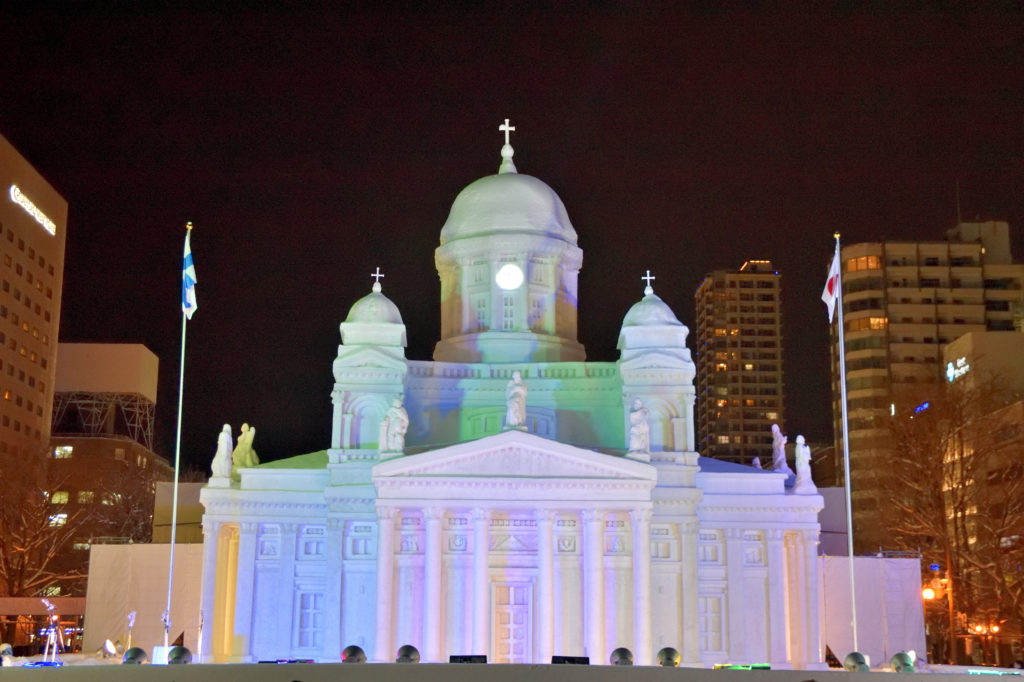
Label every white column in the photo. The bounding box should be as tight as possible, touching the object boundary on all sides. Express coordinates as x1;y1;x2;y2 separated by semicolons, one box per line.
276;524;299;657
231;521;259;662
765;528;789;664
322;517;346;661
373;506;397;662
536;509;555;664
680;519;700;662
583;509;605;663
784;533;804;663
801;530;822;666
724;528;746;661
423;507;444;662
472;508;490;657
630;508;652;665
198;519;222;662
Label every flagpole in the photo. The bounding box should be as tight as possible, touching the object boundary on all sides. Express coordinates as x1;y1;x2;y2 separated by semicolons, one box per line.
833;232;859;652
164;221;194;651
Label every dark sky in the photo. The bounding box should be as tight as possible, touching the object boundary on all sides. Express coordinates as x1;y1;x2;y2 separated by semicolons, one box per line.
3;4;1022;472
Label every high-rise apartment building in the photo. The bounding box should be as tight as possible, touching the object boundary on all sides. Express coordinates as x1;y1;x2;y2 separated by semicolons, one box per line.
832;221;1024;553
695;260;784;465
0;134;66;461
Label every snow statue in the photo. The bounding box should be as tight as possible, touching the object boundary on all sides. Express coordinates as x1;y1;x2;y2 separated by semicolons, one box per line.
751;456;762;469
793;435;817;494
231;423;259;480
210;424;234;479
627;399;650;455
504;370;527;429
770;423;794;481
380;397;410;454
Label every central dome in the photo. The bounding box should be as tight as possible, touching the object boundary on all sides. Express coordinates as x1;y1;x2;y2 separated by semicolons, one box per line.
439;173;578;245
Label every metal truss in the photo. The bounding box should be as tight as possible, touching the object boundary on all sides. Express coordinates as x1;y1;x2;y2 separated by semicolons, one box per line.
51;392;155;451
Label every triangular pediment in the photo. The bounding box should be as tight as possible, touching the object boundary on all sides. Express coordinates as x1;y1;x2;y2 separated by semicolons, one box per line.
372;430;656;482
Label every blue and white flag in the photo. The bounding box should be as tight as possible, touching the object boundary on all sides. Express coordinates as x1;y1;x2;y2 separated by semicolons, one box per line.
182;226;197;319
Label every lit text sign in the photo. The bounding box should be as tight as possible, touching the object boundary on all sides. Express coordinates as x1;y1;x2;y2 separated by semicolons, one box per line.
9;185;56;236
946;357;970;382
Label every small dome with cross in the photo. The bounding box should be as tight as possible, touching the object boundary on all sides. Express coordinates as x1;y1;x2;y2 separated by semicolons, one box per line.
344;269;404;328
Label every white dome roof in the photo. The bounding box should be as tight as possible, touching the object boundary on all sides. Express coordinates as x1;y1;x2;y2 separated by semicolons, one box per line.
345;286;403;325
439;173;578;245
622;293;683;327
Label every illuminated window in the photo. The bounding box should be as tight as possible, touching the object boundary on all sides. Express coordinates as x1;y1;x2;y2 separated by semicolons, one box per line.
77;491;94;504
72;543;91;551
847;255;881;272
715;399;727;407
714;328;727;337
744;363;754;371
766;411;778;420
51;491;69;504
848;316;888;332
114;447;126;461
716;435;729;444
744;399;755;407
48;513;67;527
101;492;123;506
40;586;60;597
53;446;73;459
715;363;727;372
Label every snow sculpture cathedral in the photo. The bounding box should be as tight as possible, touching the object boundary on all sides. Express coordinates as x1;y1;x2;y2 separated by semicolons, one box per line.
199;125;824;667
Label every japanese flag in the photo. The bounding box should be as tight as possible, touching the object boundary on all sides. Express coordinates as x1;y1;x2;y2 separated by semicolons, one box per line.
822;247;840;323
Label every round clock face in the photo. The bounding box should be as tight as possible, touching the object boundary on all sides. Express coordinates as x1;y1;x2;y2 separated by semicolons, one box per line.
495;263;524;290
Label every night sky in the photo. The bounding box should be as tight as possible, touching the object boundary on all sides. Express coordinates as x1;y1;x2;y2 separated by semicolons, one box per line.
3;4;1022;472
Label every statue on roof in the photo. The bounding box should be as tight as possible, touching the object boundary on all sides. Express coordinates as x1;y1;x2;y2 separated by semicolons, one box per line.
793;435;817;494
628;399;650;455
232;423;259;480
770;423;793;477
211;424;233;479
504;371;527;430
380;397;410;455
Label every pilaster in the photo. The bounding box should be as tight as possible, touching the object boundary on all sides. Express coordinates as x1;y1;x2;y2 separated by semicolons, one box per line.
373;506;397;662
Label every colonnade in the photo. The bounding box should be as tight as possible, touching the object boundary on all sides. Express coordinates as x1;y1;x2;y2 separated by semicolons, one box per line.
372;504;653;665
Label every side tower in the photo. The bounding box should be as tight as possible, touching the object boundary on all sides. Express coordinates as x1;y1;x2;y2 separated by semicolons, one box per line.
617;276;697;454
433;125;585;363
329;275;408;461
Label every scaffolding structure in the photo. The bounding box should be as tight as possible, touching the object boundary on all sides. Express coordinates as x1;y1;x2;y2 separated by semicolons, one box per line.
51;392;155;452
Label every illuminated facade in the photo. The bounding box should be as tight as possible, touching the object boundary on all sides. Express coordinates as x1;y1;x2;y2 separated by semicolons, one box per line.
0;134;66;462
831;222;1024;553
200;133;823;666
695;261;784;466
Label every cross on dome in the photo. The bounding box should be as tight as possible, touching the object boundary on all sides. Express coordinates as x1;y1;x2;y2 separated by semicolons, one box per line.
498;118;517;174
499;118;515;145
371;266;384;292
642;270;656;296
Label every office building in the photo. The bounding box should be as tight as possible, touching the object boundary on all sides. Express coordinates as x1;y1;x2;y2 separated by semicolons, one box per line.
0;134;66;461
695;260;784;465
832;221;1024;553
49;343;172;595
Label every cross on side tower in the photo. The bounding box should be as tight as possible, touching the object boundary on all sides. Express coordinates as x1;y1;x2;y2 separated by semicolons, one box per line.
642;270;655;295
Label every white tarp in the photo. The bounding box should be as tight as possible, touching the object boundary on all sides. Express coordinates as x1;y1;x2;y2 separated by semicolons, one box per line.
819;556;927;666
82;543;203;654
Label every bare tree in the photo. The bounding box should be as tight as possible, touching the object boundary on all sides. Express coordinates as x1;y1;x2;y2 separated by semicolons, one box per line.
883;379;1022;662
